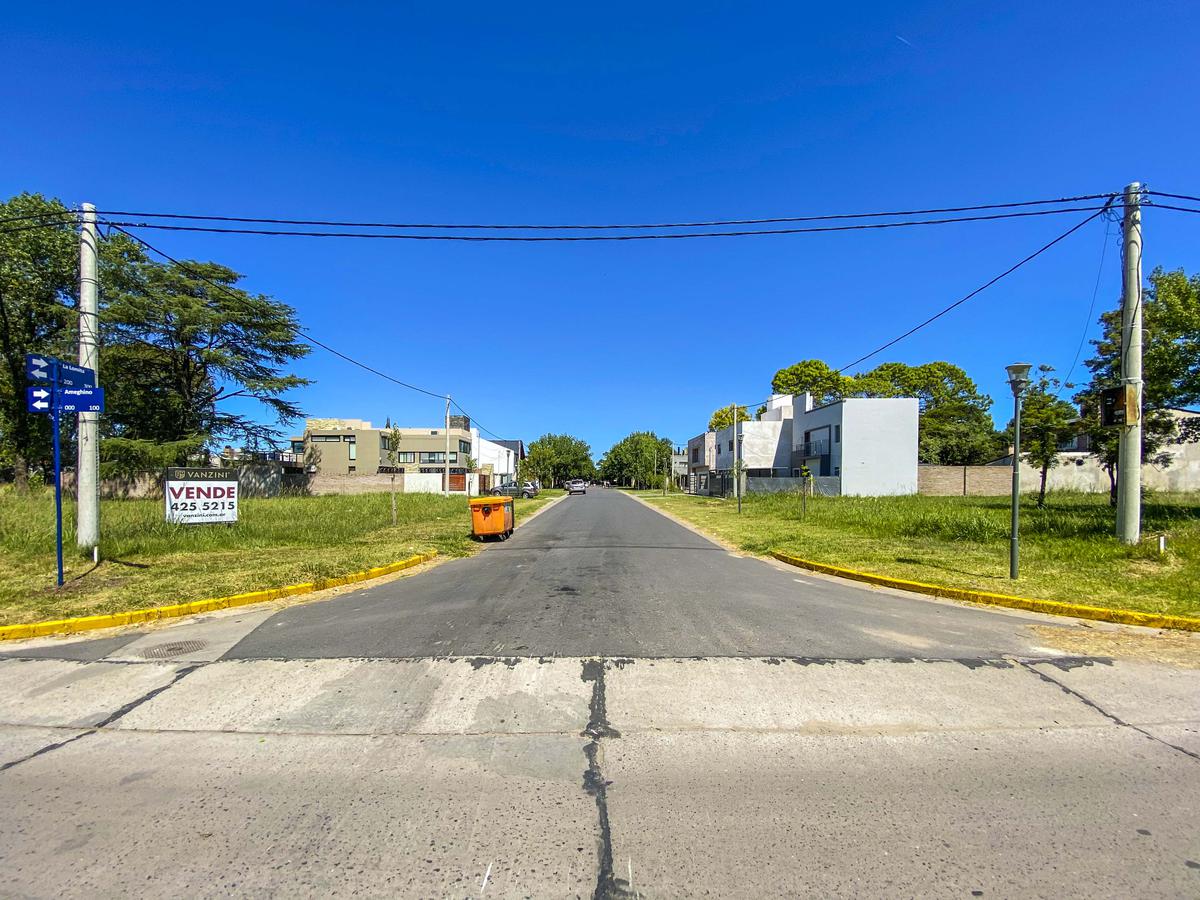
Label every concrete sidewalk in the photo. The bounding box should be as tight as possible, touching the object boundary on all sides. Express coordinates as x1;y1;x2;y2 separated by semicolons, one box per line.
0;655;1196;897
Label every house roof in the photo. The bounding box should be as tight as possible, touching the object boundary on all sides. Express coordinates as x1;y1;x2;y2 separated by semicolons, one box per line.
492;439;526;459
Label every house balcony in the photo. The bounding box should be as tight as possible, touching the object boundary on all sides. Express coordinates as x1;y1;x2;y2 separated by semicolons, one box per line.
796;440;830;458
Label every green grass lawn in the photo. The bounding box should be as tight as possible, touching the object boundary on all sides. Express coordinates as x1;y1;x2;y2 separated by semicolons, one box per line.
0;488;560;625
634;490;1200;618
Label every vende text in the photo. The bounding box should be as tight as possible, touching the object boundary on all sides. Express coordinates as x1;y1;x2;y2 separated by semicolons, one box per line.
169;485;237;500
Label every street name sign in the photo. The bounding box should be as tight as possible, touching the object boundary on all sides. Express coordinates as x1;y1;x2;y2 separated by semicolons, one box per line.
26;386;106;414
55;386;105;414
165;468;240;525
25;354;96;388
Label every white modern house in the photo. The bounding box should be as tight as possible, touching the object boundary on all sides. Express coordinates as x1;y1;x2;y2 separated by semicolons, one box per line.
472;429;520;486
790;392;919;495
713;395;795;476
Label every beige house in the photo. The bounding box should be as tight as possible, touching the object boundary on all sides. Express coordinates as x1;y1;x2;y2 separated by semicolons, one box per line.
293;418;474;477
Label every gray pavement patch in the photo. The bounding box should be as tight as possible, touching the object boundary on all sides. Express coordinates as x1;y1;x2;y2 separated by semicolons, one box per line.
1019;660;1200;763
0;632;141;662
0;659;188;728
0;728;597;898
603;727;1200;898
114;657;592;735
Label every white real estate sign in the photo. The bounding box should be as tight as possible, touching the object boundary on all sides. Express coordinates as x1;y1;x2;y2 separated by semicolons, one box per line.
164;467;239;524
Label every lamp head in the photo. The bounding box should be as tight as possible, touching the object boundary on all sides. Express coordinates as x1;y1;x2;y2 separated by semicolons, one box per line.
1005;363;1033;396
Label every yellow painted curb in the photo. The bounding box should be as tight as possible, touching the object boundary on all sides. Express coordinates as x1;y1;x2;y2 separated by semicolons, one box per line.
0;552;437;643
771;551;1200;633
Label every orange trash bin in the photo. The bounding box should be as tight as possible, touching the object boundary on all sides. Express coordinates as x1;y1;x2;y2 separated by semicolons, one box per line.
469;496;514;541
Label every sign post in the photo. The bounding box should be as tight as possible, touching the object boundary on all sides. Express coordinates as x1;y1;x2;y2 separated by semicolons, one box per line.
26;353;102;587
51;361;63;587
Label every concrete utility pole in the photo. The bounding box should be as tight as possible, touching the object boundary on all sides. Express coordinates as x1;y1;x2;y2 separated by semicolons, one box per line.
731;403;741;513
77;203;100;558
444;396;451;498
1117;182;1143;545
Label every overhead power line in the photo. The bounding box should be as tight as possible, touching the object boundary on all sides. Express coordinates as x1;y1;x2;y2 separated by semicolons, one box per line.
835;205;1112;374
83;206;1113;242
1060;215;1116;394
87;193;1118;231
1146;190;1200;204
101;221;454;406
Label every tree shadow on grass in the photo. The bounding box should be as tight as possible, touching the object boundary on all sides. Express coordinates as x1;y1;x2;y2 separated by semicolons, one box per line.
894;556;1004;581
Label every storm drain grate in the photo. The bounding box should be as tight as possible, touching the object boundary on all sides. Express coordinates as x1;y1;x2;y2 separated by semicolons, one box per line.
139;640;207;659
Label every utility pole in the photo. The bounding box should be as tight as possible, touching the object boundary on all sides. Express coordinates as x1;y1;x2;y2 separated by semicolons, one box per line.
1117;182;1143;545
444;396;451;498
77;203;100;558
732;403;741;513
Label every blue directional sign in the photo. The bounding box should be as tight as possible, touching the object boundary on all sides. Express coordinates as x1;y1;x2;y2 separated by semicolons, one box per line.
26;386;105;414
55;387;105;414
26;386;53;413
25;354;96;388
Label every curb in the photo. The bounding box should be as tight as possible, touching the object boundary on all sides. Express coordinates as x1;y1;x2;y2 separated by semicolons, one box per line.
0;552;437;643
771;551;1200;633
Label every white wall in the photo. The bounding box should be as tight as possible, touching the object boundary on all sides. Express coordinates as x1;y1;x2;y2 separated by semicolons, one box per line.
759;394;794;422
403;473;444;494
714;420;792;471
473;432;517;481
839;398;919;495
403;472;481;495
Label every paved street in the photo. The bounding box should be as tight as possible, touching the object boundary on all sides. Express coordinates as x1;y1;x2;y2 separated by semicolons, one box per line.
1;490;1198;897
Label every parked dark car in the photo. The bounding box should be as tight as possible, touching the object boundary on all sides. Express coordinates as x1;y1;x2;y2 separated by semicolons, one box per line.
491;480;539;499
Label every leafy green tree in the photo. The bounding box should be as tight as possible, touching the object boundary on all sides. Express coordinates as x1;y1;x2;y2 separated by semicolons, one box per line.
770;358;1003;464
1141;267;1200;407
918;401;1007;465
1008;367;1078;507
101;258;311;447
522;434;594;487
851;361;1003;464
708;405;751;431
599;432;673;488
1075;266;1199;504
0;194;78;488
770;359;846;405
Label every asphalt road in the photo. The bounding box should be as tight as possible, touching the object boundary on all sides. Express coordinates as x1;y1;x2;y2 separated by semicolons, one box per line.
225;487;1062;660
1;488;1198;897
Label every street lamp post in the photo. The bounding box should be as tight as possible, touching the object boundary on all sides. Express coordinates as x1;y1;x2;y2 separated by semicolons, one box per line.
1006;363;1032;580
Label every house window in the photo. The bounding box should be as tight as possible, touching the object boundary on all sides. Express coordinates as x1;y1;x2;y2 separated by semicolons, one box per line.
343;435;355;442
834;425;841;444
310;435;341;442
397;451;415;463
833;466;840;476
348;442;357;461
459;440;471;454
348;465;356;472
381;436;391;451
728;440;734;451
692;448;699;462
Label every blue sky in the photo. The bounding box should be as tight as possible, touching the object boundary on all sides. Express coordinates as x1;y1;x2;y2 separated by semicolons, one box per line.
3;2;1197;457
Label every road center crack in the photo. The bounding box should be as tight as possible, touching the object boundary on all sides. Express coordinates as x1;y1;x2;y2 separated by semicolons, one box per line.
581;659;633;899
